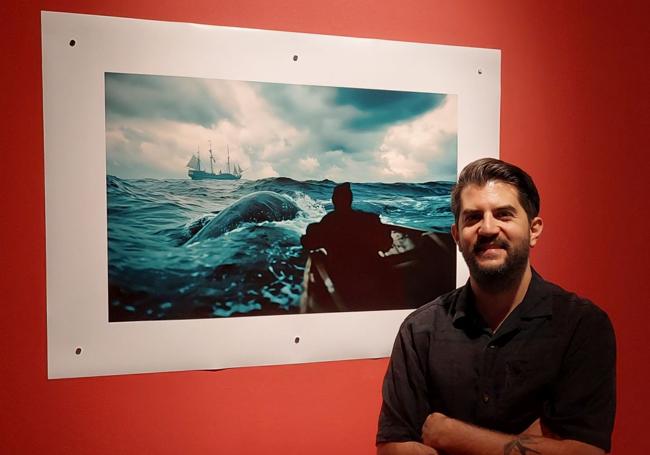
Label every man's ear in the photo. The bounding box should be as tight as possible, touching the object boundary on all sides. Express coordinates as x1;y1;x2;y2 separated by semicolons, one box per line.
451;223;461;251
529;216;543;247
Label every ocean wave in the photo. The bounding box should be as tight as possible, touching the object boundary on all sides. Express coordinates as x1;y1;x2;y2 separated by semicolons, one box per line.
107;176;453;320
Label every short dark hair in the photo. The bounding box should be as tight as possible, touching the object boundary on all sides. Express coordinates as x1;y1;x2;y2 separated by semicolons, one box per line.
451;158;540;223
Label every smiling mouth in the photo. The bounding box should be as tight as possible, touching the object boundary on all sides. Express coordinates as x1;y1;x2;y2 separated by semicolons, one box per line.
476;247;503;256
474;240;509;254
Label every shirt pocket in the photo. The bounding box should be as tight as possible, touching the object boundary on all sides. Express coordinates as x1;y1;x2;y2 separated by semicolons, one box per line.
504;359;532;390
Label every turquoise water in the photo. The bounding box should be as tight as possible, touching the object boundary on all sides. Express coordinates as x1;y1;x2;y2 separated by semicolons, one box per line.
107;176;453;321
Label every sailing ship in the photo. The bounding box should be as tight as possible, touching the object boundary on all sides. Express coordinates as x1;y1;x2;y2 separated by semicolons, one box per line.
186;142;243;180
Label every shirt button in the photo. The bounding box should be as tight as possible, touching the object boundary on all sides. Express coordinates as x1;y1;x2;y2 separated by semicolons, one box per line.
488;344;496;349
482;393;490;403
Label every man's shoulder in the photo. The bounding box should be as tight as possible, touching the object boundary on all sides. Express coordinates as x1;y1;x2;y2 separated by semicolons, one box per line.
320;209;378;223
401;286;463;328
318;211;336;223
351;209;381;222
538;275;613;328
314;211;345;230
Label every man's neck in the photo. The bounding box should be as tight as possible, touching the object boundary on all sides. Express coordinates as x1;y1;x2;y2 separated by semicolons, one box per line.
470;264;532;332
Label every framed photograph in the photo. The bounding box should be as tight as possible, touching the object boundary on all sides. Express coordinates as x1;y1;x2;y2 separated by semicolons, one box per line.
43;11;500;378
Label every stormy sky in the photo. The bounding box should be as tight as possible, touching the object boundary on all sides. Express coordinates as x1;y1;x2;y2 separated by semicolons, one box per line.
105;73;457;182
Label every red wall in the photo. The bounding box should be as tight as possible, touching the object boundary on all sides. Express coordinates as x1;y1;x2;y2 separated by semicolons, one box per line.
1;1;647;453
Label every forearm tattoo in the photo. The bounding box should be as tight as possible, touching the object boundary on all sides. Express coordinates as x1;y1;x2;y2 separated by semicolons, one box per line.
504;435;542;455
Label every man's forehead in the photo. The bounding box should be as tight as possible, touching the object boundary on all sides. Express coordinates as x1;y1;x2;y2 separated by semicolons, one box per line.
459;181;523;209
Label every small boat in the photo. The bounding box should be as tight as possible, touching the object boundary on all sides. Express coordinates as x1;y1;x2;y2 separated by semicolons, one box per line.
187;143;243;180
300;224;456;313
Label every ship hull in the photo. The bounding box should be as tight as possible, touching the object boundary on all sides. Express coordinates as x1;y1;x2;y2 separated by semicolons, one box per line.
188;169;241;180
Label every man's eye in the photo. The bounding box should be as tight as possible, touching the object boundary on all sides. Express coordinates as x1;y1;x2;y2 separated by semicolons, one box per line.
496;211;514;220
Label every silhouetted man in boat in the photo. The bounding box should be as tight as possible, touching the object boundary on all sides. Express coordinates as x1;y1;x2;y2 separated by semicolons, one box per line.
301;182;394;310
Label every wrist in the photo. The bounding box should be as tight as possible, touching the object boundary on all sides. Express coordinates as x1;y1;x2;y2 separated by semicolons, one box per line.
422;412;458;449
435;414;460;450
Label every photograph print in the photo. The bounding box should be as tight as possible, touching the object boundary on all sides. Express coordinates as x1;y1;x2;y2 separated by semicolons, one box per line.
106;72;457;321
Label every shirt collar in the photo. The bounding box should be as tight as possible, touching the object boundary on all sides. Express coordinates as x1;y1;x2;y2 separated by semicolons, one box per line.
450;283;484;332
450;268;552;331
517;268;553;320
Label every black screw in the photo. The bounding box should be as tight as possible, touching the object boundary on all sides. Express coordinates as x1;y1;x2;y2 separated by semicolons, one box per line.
69;39;76;47
292;55;298;62
75;347;82;355
294;336;300;344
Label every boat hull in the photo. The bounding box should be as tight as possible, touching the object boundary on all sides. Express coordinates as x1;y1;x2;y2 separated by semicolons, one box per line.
300;225;456;313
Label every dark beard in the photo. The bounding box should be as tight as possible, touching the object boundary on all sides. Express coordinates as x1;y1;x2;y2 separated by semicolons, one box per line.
462;237;530;293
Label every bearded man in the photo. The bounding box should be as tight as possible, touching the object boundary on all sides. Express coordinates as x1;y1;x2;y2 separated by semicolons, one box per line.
376;158;616;455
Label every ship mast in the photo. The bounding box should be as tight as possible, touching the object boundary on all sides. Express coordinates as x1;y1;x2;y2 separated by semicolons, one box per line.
208;140;214;174
227;145;231;174
197;145;201;171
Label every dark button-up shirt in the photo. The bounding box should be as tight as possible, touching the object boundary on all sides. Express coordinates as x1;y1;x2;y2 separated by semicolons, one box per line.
377;270;616;451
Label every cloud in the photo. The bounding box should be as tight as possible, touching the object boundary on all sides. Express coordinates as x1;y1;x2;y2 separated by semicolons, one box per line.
106;119;216;178
258;83;372;156
105;74;457;182
298;156;319;174
105;73;230;128
377;95;458;181
248;163;280;179
334;87;446;130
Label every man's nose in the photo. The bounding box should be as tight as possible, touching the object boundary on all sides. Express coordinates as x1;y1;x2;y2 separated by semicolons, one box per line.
477;214;499;235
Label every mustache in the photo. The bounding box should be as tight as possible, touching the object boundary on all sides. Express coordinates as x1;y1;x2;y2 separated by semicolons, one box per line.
473;237;509;254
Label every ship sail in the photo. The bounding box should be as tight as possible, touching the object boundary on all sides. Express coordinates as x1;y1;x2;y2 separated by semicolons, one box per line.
186;154;200;170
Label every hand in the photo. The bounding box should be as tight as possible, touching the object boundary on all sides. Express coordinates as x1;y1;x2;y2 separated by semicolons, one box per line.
421;412;454;449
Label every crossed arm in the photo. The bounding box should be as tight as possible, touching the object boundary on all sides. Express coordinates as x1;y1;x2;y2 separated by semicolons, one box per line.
378;302;615;455
377;414;604;455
